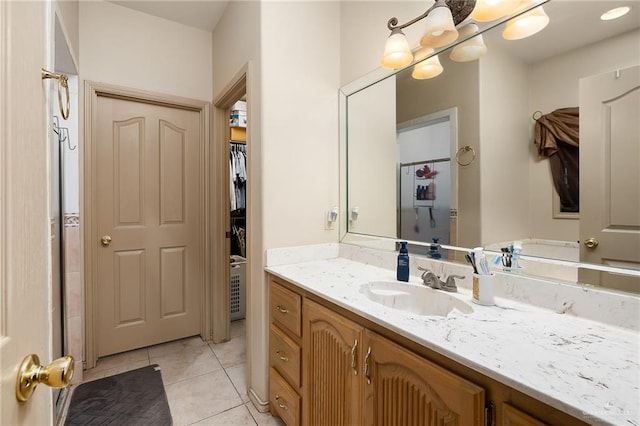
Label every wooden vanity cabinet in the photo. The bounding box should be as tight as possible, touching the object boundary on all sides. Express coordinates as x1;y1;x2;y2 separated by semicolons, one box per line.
268;274;585;426
269;279;302;425
302;299;484;425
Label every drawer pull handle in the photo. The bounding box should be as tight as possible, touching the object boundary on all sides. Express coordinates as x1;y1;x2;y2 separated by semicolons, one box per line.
276;351;289;362
364;347;372;385
351;339;358;376
275;395;288;411
276;305;289;314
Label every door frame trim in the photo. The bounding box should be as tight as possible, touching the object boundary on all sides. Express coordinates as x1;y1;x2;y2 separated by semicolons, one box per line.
83;81;211;368
211;66;247;344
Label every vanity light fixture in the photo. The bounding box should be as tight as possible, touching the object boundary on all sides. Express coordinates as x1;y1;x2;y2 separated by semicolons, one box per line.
449;23;487;62
382;0;549;77
471;0;520;22
419;0;459;48
600;6;630;21
381;28;415;69
381;0;476;69
502;0;549;40
412;48;443;79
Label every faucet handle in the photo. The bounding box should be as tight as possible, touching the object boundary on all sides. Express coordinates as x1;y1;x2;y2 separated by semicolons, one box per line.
422;271;443;289
442;275;465;292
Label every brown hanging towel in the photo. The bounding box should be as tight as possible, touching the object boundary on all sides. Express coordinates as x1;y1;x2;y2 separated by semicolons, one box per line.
534;107;579;213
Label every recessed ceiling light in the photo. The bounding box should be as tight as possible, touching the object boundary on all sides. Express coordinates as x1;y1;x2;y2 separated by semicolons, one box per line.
601;6;631;21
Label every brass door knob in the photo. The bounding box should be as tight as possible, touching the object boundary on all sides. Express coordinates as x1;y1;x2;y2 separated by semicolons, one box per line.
101;235;112;247
584;238;599;249
16;354;74;402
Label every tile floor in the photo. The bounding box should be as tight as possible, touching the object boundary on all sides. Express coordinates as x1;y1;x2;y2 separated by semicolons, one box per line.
71;320;285;426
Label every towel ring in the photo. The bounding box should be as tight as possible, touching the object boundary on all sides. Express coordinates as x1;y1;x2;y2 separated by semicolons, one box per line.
532;110;542;121
42;69;70;120
455;145;475;166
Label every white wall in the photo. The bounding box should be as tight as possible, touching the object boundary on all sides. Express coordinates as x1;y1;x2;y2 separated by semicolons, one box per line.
62;76;80;214
527;29;640;242
79;1;212;101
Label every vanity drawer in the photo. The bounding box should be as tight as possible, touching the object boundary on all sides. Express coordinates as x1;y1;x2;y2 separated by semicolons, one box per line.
270;324;301;388
270;367;300;426
270;281;301;337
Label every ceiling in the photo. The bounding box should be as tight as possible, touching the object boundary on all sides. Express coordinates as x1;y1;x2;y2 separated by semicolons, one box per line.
109;0;231;32
109;0;639;64
485;0;640;63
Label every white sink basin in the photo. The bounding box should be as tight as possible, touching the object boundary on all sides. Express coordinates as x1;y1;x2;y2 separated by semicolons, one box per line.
360;281;474;317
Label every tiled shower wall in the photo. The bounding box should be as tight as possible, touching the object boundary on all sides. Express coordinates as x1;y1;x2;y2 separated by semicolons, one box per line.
60;77;83;383
63;215;83;384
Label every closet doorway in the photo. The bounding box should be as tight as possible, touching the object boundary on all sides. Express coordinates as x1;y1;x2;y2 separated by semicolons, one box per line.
212;71;249;344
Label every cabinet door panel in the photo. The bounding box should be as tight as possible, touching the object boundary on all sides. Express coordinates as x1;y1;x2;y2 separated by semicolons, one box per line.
363;330;485;426
303;300;364;426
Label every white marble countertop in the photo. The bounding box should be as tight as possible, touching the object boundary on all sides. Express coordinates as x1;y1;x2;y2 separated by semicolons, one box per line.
266;257;640;425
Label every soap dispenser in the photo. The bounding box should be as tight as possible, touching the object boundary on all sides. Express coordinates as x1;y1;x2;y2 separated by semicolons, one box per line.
428;237;442;259
397;241;410;282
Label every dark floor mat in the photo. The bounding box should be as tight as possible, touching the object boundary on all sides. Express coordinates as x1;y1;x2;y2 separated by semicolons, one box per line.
64;364;172;426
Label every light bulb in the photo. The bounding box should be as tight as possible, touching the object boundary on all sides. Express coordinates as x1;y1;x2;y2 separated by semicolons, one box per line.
472;0;520;22
502;2;549;40
381;28;414;69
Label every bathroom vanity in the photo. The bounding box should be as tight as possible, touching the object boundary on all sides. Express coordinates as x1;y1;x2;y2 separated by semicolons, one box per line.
265;245;639;426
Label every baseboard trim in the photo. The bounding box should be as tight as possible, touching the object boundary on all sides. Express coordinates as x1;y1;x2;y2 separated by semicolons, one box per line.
248;387;270;413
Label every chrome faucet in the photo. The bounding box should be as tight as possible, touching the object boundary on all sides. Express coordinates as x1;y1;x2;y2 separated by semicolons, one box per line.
418;267;464;293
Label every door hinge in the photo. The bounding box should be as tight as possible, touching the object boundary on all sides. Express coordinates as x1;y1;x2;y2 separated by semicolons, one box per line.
485;401;495;426
225;231;232;238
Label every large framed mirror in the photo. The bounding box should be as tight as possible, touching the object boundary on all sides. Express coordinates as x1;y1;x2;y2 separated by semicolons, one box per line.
341;0;640;293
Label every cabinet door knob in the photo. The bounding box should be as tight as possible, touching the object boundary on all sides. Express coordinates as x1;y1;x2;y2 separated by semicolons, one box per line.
276;351;289;362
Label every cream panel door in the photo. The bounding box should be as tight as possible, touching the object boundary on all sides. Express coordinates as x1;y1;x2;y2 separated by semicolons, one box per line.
579;66;640;292
95;96;201;357
0;1;55;424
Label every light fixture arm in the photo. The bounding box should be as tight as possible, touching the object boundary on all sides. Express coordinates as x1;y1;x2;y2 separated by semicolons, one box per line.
387;0;476;30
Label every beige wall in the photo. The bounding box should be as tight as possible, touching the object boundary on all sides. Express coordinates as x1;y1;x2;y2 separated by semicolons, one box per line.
397;55;481;249
56;0;79;67
212;1;260;99
79;1;212;101
527;29;640;242
260;1;341;250
347;77;397;237
479;45;530;245
211;0;269;408
340;1;425;86
213;0;341;408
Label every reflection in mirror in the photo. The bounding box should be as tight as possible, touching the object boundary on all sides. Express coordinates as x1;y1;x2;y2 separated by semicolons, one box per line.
344;0;640;293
